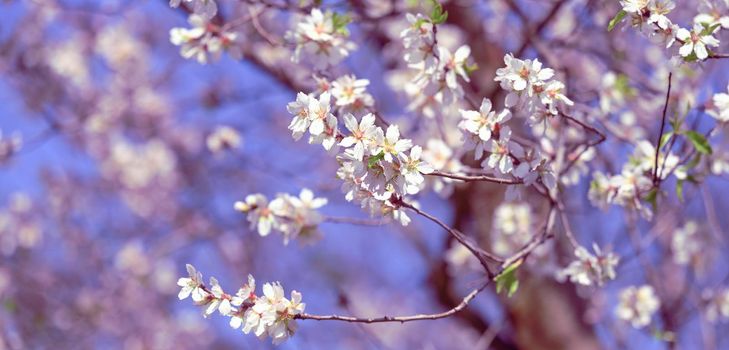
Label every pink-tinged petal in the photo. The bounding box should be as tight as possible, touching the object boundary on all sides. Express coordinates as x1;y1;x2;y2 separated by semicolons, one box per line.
479;98;492;116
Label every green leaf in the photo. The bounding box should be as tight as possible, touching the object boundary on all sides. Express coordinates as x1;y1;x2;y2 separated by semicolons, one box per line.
686;154;701;170
659;132;673;149
652;329;676;342
368;152;385;169
464;62;479;75
683;51;699;63
685;130;713;155
676;180;684;202
332;12;352;36
428;0;448;24
614;74;636;97
700;23;721;36
608;10;627;32
494;260;522;298
413;17;428;28
644;188;658;212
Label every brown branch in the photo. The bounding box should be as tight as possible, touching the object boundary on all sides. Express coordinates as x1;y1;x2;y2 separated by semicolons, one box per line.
426;170;523;185
398;201;503;276
707;53;729;60
323;216;387;226
558;110;607;175
653;72;673;185
295;279;490;323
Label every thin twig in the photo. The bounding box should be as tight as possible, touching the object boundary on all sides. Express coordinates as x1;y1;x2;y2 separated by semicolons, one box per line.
399;201;502;276
323;216;387;226
426;170;523;185
295;279;490;323
653;72;673;185
555;199;580;249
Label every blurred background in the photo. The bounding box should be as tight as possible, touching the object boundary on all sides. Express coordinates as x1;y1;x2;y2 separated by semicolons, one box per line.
1;0;728;349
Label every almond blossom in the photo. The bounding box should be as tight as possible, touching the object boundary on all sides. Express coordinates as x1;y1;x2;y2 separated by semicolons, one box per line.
177;265;305;345
286;9;356;69
558;244;620;286
459;98;512;144
709;84;729;122
339;113;378;160
676;23;721;60
616;285;660;328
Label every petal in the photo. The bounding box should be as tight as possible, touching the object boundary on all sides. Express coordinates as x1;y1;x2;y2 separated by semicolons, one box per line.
695;43;708;60
678;43;693;57
479;98;492;116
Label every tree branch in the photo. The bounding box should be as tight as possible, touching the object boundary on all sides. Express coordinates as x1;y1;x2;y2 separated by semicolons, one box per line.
295;279;490;323
426;170;523;185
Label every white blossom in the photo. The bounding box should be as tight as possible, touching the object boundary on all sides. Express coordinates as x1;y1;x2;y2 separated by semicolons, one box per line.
558;244;619;286
331;75;374;115
374;125;413;162
708;84;729;122
438;45;471;89
178;266;305;344
169;15;238;64
169;0;217;19
616;285;660;328
235;194;277;237
177;264;208;302
459;98;512;144
704;288;729;323
396;145;434;195
207;126;242;154
676;24;721;60
286;9;356;69
671;221;705;266
339;113;378;160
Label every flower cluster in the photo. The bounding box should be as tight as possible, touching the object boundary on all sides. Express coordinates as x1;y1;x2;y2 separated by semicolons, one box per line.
591;136;688;218
169;0;217;20
615;285;660;329
177;264;305;345
286;84;434;226
169;15;241;64
400;13;473;109
671;221;707;268
617;0;722;61
558;244;620;286
234;189;327;244
285;9;356;69
494;54;573;116
0;193;42;256
490;203;533;257
459;97;557;189
335;125;433;226
587;140;679;219
313;74;375;117
703;288;729;323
